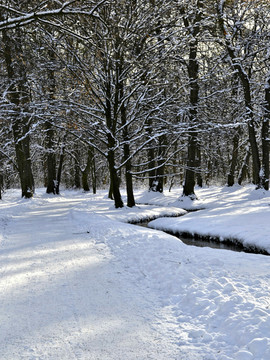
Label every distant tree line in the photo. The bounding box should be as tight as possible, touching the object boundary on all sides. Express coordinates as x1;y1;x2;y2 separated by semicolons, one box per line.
0;0;269;206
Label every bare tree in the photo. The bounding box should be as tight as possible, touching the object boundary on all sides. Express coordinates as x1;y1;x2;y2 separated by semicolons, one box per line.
217;0;269;188
1;16;35;198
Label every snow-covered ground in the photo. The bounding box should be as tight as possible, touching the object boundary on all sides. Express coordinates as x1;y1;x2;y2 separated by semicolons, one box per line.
144;185;270;254
0;186;269;360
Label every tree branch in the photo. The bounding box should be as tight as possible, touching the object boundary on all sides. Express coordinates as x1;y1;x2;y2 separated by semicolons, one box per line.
0;0;107;31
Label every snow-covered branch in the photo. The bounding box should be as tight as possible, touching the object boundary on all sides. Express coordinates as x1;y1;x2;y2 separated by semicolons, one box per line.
0;1;107;31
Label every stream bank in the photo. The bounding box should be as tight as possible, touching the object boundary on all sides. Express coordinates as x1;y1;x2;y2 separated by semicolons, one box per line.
133;217;270;256
134;185;270;256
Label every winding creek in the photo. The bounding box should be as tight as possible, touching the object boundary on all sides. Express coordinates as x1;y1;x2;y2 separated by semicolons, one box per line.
133;217;270;256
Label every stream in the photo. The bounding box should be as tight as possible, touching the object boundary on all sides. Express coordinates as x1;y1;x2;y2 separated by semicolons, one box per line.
136;219;269;255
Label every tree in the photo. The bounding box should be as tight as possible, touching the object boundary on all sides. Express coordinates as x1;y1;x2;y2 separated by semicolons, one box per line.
0;0;269;197
261;73;270;190
0;0;106;198
217;0;269;188
60;1;179;207
81;146;96;193
180;0;203;199
1;17;35;198
0;1;106;31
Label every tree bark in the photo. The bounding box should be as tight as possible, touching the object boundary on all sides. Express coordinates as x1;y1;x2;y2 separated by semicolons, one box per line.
82;148;92;192
119;60;135;207
182;49;199;198
240;76;260;186
91;154;97;194
156;135;167;193
182;1;202;199
122;113;135;207
238;146;251;185
107;145;123;208
2;27;34;198
55;137;66;195
45;121;57;194
261;75;270;190
73;144;81;189
227;129;240;187
196;146;203;187
45;48;57;194
105;65;124;208
148;145;156;191
106;113;123;208
0;174;3;200
218;2;261;187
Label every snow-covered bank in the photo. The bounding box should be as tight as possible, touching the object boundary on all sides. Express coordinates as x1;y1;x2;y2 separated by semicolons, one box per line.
0;187;270;359
142;185;270;254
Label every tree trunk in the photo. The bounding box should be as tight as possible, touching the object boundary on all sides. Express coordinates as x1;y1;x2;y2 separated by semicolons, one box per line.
82;148;92;192
182;1;202;199
227;129;240;187
261;75;270;190
73;144;81;189
218;3;261;187
148;145;156;191
91;155;97;194
2;26;34;198
244;89;260;186
55;137;66;195
12;121;35;198
45;121;57;194
106;99;123;207
45;48;57;194
122;128;135;207
183;132;197;198
119;64;135;207
105;69;124;208
155;135;167;193
238;146;251;185
147;140;165;193
196;145;203;187
107;147;123;208
108;182;114;200
0;174;3;200
82;146;96;193
182;46;199;198
125;156;135;207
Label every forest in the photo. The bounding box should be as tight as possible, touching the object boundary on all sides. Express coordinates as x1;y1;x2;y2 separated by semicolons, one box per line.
1;3;270;358
0;0;270;207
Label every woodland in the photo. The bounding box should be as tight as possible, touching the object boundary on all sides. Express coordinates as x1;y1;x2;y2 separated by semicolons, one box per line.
0;0;269;208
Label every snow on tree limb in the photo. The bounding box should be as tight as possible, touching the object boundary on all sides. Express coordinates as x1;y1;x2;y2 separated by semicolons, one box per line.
0;1;107;31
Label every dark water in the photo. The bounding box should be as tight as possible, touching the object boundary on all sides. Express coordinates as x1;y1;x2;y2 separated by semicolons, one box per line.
136;220;269;255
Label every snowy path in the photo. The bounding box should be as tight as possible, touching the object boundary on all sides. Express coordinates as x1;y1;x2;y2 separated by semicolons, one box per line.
1;189;270;360
0;197;180;359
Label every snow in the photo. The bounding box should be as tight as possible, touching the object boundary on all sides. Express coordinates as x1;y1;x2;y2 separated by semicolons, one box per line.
0;186;270;359
148;185;270;253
